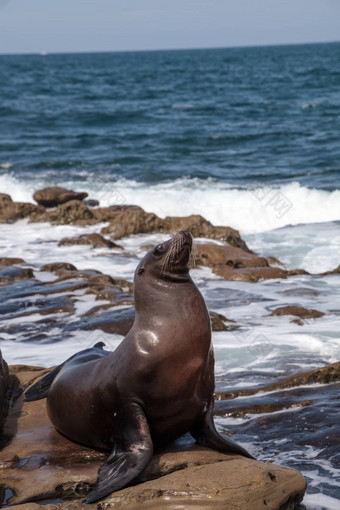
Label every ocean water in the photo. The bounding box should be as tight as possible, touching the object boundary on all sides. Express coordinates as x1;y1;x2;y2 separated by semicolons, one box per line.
0;43;340;509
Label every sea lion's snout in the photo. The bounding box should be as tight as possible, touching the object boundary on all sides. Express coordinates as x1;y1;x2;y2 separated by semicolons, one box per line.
174;230;193;248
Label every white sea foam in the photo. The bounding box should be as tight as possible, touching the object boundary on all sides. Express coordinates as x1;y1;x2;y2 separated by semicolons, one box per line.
1;173;340;235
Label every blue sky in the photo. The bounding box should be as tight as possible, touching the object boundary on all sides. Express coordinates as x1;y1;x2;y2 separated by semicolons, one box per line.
0;0;339;54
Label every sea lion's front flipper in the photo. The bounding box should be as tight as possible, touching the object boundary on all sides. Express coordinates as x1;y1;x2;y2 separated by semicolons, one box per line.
85;403;153;504
191;400;255;460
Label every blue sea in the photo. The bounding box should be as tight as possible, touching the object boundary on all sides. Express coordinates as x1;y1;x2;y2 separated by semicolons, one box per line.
0;42;340;509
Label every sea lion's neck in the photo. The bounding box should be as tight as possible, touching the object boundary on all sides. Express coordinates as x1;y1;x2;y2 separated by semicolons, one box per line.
134;275;200;318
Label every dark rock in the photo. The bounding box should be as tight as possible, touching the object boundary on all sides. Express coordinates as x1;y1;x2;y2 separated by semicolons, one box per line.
0;266;34;286
0;257;25;266
215;361;340;400
209;311;235;331
0;365;307;509
33;186;88;207
58;233;122;249
83;199;100;207
271;306;324;319
40;262;77;273
73;306;135;336
0;350;9;434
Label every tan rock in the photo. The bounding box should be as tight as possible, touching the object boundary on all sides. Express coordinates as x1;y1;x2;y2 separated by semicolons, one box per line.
193;243;287;282
0;366;307;509
271;306;324;319
40;262;78;273
30;200;94;225
0;257;25;267
0;193;44;223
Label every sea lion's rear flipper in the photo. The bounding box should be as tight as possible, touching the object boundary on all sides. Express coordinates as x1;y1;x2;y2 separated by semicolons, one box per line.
191;400;255;460
85;402;153;504
25;342;107;402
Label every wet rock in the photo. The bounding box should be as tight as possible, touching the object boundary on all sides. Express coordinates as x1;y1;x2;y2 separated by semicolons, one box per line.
193;243;287;282
101;458;306;510
195;243;268;268
214;266;288;282
33;187;88;208
72;306;135;336
271;306;324;319
53;268;103;282
0;266;34;286
279;287;319;297
58;233;122;249
0;257;25;266
0;350;9;434
209;311;235;331
30;199;94;225
215;361;340;400
94;288;134;305
0;366;306;509
40;262;77;273
17;296;76;318
0;193;44;224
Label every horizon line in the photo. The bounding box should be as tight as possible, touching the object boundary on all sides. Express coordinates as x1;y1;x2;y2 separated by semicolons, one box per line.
0;39;339;57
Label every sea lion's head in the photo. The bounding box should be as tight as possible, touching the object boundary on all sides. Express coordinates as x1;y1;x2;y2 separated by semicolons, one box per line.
135;231;193;284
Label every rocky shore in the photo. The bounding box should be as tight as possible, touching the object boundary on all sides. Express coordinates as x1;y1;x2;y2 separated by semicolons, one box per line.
0;360;321;509
1;187;339;508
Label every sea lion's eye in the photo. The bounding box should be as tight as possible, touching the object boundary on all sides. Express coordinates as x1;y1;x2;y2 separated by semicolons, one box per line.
154;244;165;256
138;268;144;276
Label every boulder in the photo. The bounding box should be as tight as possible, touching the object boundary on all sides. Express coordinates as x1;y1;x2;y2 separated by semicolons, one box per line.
40;262;77;273
0;266;34;286
99;206;250;251
30;200;94;225
270;306;324;319
0;257;25;266
33;187;88;207
209;311;236;331
194;243;288;282
0;193;44;224
0;365;307;509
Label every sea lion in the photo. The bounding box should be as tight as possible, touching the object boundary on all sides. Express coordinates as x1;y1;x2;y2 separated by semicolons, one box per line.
25;231;254;503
